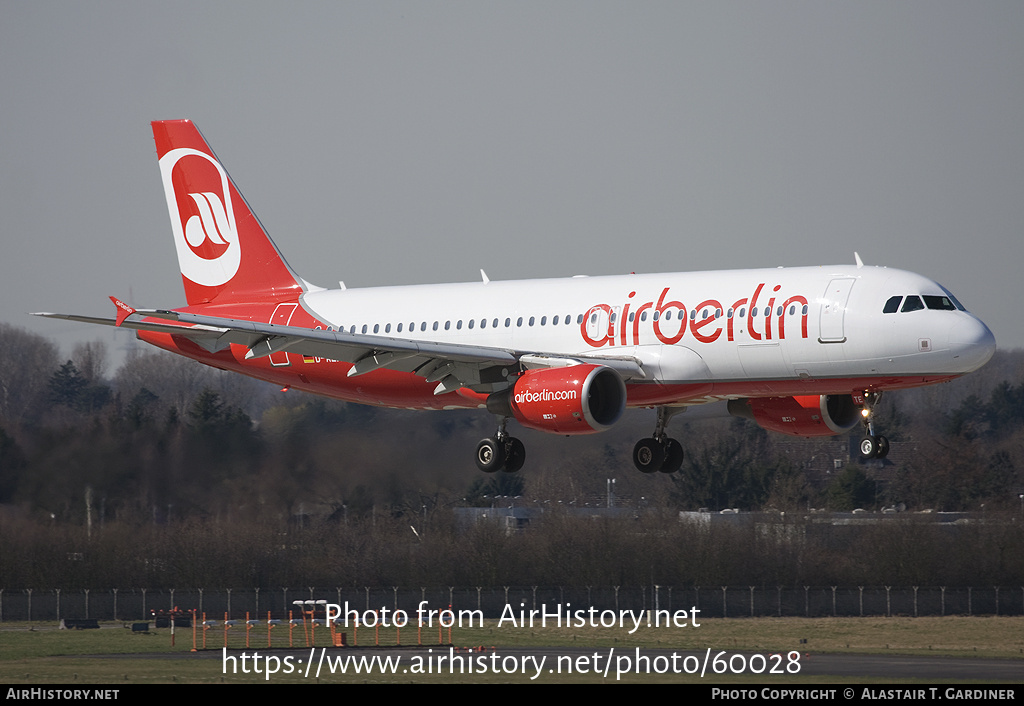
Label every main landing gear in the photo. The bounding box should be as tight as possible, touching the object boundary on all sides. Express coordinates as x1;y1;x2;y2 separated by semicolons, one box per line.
858;391;889;460
475;419;525;473
633;406;684;474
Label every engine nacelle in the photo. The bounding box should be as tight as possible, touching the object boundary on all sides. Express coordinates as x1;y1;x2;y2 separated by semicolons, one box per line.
487;364;626;434
727;394;861;437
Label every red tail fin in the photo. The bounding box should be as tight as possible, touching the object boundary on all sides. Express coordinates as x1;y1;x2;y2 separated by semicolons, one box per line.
152;120;304;306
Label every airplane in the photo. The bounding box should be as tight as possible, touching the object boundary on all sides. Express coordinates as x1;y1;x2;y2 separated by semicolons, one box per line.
35;120;997;474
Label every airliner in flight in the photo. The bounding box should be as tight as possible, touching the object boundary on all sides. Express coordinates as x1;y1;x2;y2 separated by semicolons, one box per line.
37;120;996;474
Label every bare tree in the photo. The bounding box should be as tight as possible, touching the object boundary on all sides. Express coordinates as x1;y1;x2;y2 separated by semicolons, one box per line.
0;324;59;423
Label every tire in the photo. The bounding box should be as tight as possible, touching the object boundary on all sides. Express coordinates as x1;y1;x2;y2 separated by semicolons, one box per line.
660;438;684;473
475;437;505;472
633;438;665;473
859;435;878;459
503;437;526;473
875;435;890;459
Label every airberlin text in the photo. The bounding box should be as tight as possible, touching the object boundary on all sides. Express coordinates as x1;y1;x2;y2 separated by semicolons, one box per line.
514;389;577;404
581;283;809;348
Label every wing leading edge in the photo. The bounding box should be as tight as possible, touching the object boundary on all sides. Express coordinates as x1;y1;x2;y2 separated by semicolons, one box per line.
33;299;645;397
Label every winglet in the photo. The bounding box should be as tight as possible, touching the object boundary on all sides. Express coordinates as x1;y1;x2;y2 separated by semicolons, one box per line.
854;252;864;269
109;296;136;327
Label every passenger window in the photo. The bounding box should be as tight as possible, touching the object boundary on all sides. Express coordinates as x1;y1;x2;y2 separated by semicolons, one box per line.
564;315;571;325
529;316;535;326
576;314;583;325
444;321;450;330
901;296;924;313
420;322;427;332
432;321;438;331
480;319;487;329
469;319;475;329
541;316;547;325
493;318;498;328
518;317;524;327
361;324;368;334
883;296;902;314
373;324;379;333
457;320;462;330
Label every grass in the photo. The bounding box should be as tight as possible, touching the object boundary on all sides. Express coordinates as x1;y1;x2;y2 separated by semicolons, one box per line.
1;616;1021;684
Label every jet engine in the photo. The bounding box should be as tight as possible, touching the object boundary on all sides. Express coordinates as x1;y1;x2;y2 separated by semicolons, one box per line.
486;364;626;434
727;394;861;437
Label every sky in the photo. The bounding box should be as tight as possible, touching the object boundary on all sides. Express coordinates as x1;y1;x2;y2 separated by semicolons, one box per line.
3;2;1023;363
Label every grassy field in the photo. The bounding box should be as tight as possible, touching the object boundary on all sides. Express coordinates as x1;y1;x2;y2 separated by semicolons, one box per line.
1;616;1021;684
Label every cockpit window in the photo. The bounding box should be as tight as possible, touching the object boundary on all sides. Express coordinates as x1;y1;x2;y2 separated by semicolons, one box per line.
901;296;924;313
938;284;967;311
883;296;902;314
923;295;956;311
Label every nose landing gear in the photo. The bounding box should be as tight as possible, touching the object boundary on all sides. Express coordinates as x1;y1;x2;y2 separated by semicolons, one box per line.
858;391;889;459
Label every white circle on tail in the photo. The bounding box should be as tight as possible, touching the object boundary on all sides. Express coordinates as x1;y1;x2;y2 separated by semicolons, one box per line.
158;148;241;287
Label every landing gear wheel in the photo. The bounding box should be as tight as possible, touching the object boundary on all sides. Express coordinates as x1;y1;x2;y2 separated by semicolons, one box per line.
660;438;684;473
859;435;878;459
875;435;890;459
503;437;526;473
475;437;505;472
633;438;666;473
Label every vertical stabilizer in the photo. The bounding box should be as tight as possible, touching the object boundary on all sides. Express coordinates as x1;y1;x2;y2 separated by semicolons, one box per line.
152;120;304;306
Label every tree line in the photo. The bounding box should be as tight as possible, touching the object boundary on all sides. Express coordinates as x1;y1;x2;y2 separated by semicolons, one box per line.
0;323;1022;590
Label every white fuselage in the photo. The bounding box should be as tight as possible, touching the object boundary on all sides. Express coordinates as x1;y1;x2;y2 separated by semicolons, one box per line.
296;264;993;408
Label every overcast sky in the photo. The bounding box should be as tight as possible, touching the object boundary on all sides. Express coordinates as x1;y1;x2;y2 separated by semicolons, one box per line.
3;2;1022;362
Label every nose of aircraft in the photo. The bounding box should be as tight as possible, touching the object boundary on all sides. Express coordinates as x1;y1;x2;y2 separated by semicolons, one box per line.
949;316;996;372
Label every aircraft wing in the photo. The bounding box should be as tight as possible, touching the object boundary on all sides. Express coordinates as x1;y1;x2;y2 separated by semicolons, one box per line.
33;304;645;395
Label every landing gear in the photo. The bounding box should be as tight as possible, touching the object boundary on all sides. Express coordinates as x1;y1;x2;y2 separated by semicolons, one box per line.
859;434;889;459
633;438;665;473
475;419;526;473
858;391;889;459
633;407;685;474
661;438;684;473
475;438;505;473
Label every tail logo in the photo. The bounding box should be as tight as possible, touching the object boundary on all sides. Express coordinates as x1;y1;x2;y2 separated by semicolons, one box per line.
158;148;241;287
